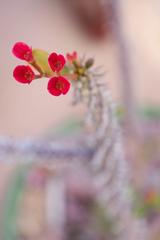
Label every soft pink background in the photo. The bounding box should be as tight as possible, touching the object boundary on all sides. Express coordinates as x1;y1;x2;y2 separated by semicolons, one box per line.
0;0;160;137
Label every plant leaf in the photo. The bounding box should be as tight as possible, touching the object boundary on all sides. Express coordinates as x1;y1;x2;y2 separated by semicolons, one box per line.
32;49;53;76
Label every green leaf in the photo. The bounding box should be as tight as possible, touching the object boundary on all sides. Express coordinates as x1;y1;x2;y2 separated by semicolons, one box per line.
60;66;70;75
32;49;53;76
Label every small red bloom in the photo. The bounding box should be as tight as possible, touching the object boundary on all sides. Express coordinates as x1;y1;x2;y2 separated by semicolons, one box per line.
12;42;33;62
66;51;77;63
13;65;35;84
47;76;70;96
48;52;65;72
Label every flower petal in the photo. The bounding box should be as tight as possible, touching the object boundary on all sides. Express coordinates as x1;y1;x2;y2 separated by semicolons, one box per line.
12;42;33;62
47;76;70;96
13;65;35;84
48;52;65;72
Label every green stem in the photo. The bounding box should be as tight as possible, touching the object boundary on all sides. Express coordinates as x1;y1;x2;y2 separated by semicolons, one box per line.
31;60;44;75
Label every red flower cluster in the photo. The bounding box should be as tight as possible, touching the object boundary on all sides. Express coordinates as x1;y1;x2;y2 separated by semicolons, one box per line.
48;52;70;96
12;42;70;96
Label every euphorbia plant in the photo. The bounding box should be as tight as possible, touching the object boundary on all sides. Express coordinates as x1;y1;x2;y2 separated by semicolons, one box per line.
0;40;143;240
12;42;94;96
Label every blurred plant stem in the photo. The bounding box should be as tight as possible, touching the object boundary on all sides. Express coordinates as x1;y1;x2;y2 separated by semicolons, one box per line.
111;0;137;134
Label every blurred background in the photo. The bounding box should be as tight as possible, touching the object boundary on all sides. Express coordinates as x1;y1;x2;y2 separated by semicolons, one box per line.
0;0;160;239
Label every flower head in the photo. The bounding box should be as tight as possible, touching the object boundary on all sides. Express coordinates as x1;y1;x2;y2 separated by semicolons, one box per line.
13;65;35;84
66;51;77;63
48;52;65;72
12;42;33;62
47;76;70;96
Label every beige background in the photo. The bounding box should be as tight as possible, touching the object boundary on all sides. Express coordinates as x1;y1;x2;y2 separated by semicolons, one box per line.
0;0;160;138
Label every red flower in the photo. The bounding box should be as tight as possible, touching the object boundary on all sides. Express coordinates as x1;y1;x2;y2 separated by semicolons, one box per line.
66;51;77;63
12;42;33;62
13;65;35;84
48;52;65;72
47;76;70;96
